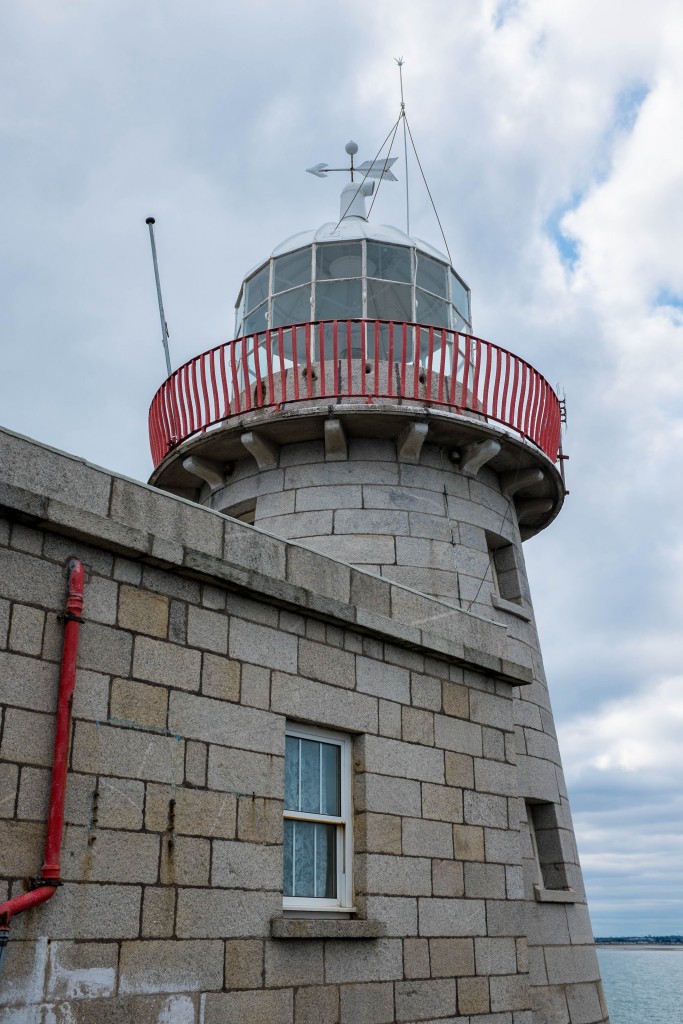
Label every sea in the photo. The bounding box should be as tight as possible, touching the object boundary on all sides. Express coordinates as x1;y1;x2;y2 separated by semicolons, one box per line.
597;947;683;1024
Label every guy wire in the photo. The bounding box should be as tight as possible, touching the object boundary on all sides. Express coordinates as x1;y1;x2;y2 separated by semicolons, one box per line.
334;115;402;230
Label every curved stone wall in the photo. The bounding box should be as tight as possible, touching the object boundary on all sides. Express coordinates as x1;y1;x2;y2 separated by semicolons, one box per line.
209;438;520;614
206;435;608;1023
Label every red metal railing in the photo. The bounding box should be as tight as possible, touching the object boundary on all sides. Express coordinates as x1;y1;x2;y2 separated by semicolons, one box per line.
148;320;561;468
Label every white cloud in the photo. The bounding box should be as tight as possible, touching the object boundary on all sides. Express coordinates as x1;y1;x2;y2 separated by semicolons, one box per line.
560;680;683;932
560;678;683;779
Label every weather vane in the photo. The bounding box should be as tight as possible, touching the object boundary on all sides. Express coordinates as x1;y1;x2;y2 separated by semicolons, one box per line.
307;140;398;183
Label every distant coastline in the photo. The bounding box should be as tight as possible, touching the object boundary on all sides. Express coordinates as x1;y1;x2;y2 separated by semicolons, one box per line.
598;943;683;950
596;936;683;949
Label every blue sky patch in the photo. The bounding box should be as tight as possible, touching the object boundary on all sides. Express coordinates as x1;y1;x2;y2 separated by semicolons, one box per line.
493;0;520;30
545;197;582;269
614;82;650;133
655;288;683;310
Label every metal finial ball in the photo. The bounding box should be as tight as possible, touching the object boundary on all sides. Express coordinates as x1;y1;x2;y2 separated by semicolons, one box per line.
345;141;358;156
146;217;156;225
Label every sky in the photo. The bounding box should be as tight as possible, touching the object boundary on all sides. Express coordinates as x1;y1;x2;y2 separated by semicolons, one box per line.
1;0;682;937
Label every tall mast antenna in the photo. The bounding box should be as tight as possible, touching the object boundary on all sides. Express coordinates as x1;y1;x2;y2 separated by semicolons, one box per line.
145;217;172;377
396;57;410;235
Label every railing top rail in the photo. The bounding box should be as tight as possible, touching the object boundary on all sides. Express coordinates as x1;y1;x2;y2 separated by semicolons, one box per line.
151;320;548;401
148;319;561;470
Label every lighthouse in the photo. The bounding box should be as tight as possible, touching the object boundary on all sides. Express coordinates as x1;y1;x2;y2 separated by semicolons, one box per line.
144;145;609;1023
0;140;609;1022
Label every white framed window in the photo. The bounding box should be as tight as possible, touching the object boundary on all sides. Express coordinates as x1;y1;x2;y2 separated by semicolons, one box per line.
283;723;353;912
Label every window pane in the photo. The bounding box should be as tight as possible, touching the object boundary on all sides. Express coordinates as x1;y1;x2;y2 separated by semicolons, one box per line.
285;735;341;816
366;279;413;322
316;243;362;280
315;280;362;320
321;742;340;815
315;822;337;898
300;739;321;813
284;736;299;811
366;242;412;283
416;289;449;329
271;285;311;328
283;819;294;896
416;255;448;298
273;249;312;293
244;265;269;311
450;271;470;322
294;819;312;895
243;302;267;336
284;820;336;898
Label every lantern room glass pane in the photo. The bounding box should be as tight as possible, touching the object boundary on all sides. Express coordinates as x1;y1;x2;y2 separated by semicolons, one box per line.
366;279;413;322
243;302;267;336
366;242;412;283
365;322;404;361
452;310;468;333
273;248;312;293
244;265;269;312
283;820;336;898
315;280;363;320
450;271;470;322
316;243;362;280
416;288;449;329
314;321;363;360
271;285;311;328
416;254;448;298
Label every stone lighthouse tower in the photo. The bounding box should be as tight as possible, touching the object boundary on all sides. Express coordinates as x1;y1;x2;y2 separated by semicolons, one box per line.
146;146;609;1024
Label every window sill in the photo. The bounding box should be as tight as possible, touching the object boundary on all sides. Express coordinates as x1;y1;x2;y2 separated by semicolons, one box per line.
271;916;387;940
491;594;532;621
533;884;577;904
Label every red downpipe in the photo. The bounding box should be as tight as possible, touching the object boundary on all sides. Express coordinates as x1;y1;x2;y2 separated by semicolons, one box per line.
0;558;85;958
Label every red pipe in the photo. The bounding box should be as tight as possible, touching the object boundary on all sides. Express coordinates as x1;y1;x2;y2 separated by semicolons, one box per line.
0;558;85;947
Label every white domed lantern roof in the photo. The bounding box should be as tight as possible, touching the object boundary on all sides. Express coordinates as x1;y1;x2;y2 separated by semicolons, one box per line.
234;151;472;340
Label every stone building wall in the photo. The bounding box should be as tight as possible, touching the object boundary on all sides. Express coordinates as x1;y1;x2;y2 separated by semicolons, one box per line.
0;427;607;1023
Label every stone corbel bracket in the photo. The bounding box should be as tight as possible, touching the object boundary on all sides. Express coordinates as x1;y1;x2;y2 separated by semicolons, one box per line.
516;498;554;524
241;431;279;470
397;421;428;464
324;418;348;461
182;456;231;493
500;468;544;498
453;439;501;478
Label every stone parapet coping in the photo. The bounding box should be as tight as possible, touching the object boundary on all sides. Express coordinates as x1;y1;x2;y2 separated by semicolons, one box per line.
0;426;532;686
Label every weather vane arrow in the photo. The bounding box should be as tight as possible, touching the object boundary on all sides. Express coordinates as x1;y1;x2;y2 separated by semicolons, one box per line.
306;163;329;178
306;141;398;183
